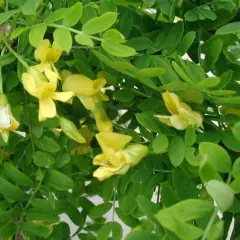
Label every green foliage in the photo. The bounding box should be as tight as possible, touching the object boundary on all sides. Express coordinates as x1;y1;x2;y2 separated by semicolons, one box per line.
0;0;239;239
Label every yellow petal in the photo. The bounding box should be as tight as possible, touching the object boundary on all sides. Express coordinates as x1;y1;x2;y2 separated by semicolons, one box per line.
34;39;51;62
78;96;96;110
93;153;108;166
9;116;20;131
39;98;56;120
93;106;113;132
96;132;132;155
170;115;188;130
162;91;181;115
52;92;74;102
63;74;97;96
22;73;38;98
108;150;127;167
178;108;203;128
93;166;116;181
93;78;106;92
123;144;148;166
155;115;173;127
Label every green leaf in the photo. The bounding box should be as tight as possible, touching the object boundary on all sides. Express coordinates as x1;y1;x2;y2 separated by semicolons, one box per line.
233;122;240;142
230;179;240;193
222;131;240;152
232;157;240;179
0;206;21;222
29;23;47;48
0;176;28;201
75;33;94;47
4;162;33;187
21;222;52;238
114;89;134;102
10;27;29;39
45;8;69;24
56;153;71;168
173;169;197;200
82;12;117;35
184;125;196;147
136;113;161;133
0;9;20;24
203;39;223;71
206;180;234;212
115;208;139;228
195;77;220;89
215;70;233;90
53;28;72;53
172;61;193;84
199;142;231;172
185;147;201;167
207;221;224;240
89;202;112;219
63;2;82;26
216;22;240;35
119;11;133;38
143;0;156;7
0;222;17;238
199;161;222;183
127;37;152;51
152;134;169;154
21;0;38;15
135;68;165;78
101;41;136;57
0;54;16;67
137;195;160;218
33;151;56;167
46;170;74;191
98;222;123;240
161;182;179;207
168;136;185;167
103;29;125;43
209;90;236;96
177;31;196;55
126;231;159;240
35;136;60;153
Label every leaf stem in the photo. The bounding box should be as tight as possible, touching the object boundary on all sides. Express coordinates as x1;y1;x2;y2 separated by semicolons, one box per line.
201;208;218;240
3;39;28;69
48;23;103;42
0;48;6;93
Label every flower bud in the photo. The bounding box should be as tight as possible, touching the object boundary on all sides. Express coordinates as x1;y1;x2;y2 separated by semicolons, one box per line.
59;117;86;144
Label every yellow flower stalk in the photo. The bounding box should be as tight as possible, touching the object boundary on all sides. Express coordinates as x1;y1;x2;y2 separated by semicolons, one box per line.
93;104;113;132
155;91;203;130
34;39;62;77
62;74;109;111
22;67;73;121
0;94;25;143
93;132;148;181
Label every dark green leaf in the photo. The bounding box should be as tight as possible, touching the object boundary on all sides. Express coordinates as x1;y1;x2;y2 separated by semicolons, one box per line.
168;136;185;167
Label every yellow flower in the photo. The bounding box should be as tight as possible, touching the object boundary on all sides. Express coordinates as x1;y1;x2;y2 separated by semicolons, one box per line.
22;67;73;121
155;91;203;130
34;39;62;77
0;94;25;143
93;132;148;181
93;104;112;132
62;74;108;111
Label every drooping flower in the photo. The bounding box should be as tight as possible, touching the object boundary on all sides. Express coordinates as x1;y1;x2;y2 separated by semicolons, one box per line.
62;74;108;111
22;67;73;121
34;39;62;77
93;132;148;181
155;91;203;130
0;94;25;142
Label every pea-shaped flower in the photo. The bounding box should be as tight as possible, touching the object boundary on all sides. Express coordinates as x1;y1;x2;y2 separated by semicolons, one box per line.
22;67;73;121
155;91;203;130
93;132;148;181
0;94;25;142
34;39;62;76
62;74;108;111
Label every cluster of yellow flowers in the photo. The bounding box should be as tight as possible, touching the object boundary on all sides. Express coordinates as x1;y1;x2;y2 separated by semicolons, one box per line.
0;39;205;180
